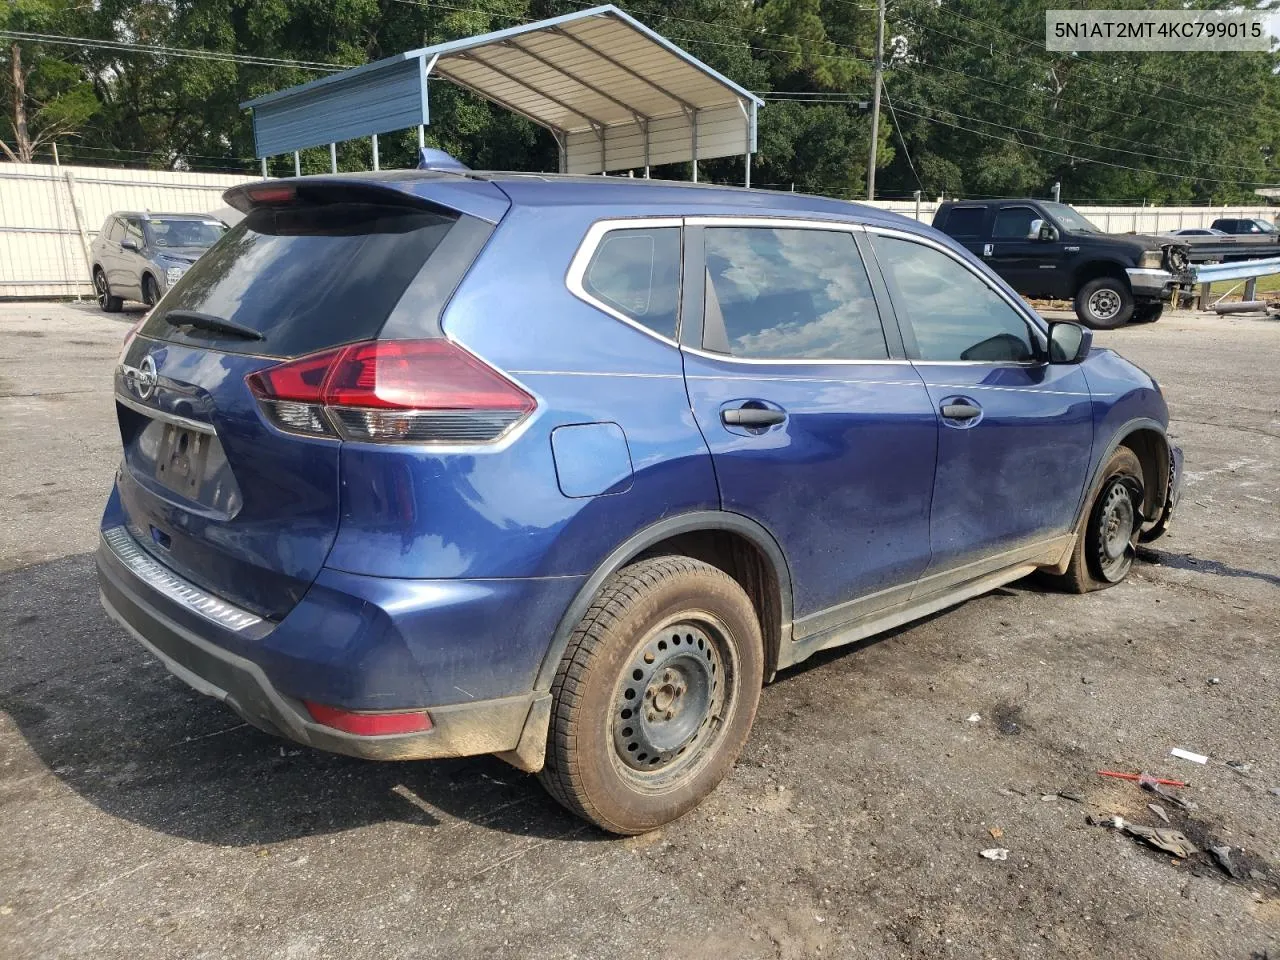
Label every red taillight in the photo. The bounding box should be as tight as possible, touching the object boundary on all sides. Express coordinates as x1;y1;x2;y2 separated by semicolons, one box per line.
304;701;432;736
245;184;297;205
245;339;535;443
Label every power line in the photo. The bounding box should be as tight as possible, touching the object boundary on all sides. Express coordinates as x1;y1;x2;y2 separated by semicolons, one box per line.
0;29;348;71
882;85;923;193
889;103;1280;187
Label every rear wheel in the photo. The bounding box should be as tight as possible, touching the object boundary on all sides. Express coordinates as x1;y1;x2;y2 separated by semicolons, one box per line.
1131;301;1163;324
94;268;123;313
1043;448;1144;593
539;556;764;834
1074;277;1134;329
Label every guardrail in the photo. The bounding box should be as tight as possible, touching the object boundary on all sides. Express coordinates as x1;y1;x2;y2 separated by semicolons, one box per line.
1189;256;1280;312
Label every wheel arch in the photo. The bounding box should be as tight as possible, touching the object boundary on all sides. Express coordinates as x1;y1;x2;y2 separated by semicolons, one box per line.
532;511;794;694
1073;259;1130;291
1077;419;1171;536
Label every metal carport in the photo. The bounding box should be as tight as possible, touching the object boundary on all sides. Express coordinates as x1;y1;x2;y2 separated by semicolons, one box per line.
241;5;762;183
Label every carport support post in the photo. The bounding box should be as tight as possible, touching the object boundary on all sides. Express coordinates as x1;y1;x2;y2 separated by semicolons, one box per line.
329;143;337;173
293;151;301;177
690;108;699;183
744;150;751;189
372;134;380;171
418;125;425;150
260;157;268;178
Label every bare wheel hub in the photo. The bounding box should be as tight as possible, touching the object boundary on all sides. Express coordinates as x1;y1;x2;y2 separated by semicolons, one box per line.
1094;477;1138;581
613;621;725;773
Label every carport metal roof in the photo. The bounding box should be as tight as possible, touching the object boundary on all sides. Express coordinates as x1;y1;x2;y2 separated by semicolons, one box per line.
241;5;762;182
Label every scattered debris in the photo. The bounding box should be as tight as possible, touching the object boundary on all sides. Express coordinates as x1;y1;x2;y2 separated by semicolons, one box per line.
1057;790;1085;804
1270;787;1280;798
1171;748;1209;765
1098;770;1187;788
1208;677;1221;685
1139;775;1197;811
1148;803;1170;824
966;713;981;723
1090;815;1198;858
980;848;1009;861
1041;794;1057;802
1226;760;1253;776
1210;845;1245;881
988;826;1004;840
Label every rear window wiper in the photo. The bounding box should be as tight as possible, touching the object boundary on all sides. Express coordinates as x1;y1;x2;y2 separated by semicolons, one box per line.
164;309;265;341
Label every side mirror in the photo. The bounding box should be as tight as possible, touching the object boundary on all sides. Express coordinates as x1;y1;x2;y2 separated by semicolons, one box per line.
121;237;140;251
1026;219;1044;240
1048;321;1092;364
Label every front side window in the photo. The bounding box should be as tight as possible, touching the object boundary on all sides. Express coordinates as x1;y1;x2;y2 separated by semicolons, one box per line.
124;217;145;248
582;226;681;340
992;207;1037;240
870;234;1037;363
702;227;887;361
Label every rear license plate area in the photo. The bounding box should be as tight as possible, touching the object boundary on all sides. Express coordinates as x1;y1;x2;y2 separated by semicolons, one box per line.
155;423;213;497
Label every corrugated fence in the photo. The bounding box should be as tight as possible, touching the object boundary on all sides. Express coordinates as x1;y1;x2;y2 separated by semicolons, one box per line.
1;160;1275;298
0;162;253;298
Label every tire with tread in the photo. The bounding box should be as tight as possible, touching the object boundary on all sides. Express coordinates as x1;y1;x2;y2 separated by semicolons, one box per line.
94;268;123;313
539;555;763;834
1074;276;1134;329
1131;301;1163;324
1042;447;1144;593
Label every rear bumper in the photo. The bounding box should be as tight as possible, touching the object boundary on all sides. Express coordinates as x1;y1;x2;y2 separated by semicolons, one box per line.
97;526;559;761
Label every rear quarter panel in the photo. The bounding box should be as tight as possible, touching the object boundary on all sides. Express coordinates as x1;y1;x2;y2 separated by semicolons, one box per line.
323;202;721;580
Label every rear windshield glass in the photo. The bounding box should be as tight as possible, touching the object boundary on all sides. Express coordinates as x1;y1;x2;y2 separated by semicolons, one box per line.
142;202;458;357
145;218;225;249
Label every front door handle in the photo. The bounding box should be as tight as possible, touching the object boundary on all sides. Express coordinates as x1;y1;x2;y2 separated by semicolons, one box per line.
722;407;786;427
940;402;982;421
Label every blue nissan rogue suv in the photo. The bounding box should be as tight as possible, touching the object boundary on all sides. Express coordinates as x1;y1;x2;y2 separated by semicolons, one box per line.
98;171;1181;834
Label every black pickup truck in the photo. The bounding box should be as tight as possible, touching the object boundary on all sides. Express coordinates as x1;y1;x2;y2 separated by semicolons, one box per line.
933;199;1191;328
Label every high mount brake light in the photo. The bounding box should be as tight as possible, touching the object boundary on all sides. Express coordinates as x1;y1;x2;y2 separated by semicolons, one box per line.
244;184;297;205
245;339;536;444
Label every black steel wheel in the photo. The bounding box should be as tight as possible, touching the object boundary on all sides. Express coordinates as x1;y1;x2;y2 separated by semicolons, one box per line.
1040;447;1145;593
540;556;764;834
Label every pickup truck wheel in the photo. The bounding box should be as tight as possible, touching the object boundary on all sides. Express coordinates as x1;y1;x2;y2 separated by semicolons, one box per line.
538;556;764;835
1041;448;1144;593
1075;277;1134;329
1131;302;1163;324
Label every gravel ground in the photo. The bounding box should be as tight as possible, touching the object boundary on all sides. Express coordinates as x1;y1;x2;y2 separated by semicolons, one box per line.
1;301;1277;960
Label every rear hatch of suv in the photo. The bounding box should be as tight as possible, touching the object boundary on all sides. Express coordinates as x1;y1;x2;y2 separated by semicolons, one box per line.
111;177;508;620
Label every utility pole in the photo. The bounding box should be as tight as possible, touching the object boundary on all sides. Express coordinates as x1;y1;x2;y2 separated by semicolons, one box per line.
866;0;885;201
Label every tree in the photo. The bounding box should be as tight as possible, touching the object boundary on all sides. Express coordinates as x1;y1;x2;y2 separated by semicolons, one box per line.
1;0;99;162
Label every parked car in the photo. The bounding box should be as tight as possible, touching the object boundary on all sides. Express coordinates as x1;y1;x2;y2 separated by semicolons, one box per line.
932;199;1191;328
90;212;227;312
1170;227;1227;237
98;172;1182;834
1210;217;1279;235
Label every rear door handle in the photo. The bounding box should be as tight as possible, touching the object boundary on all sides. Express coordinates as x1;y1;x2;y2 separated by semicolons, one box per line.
722;408;786;427
940;402;982;421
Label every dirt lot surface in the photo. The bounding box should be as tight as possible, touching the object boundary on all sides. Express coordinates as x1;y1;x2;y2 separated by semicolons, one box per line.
1;301;1277;960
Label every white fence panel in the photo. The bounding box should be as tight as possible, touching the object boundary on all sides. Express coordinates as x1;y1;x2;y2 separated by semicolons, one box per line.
0;162;253;298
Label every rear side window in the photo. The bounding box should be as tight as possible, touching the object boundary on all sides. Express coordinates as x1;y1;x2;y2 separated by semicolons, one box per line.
702;227;887;361
582;227;681;340
142;202;457;357
992;207;1037;239
943;207;986;238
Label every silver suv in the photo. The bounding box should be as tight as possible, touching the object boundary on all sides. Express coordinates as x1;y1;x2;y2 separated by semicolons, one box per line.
90;212;226;312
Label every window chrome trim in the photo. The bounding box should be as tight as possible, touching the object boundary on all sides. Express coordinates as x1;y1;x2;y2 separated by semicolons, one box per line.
565;217;685;347
862;223;1050;340
102;525;264;631
114;392;217;435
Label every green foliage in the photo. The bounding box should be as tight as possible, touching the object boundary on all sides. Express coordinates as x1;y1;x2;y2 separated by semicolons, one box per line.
1;0;1277;203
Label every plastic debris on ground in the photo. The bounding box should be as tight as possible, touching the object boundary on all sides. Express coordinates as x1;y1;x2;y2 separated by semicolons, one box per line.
966;713;981;723
1139;774;1197;811
1171;747;1209;765
1147;803;1170;824
1210;845;1245;881
1089;815;1198;858
980;848;1009;861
